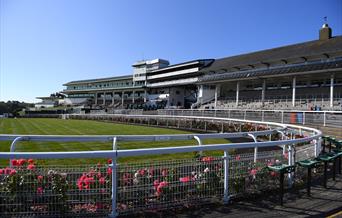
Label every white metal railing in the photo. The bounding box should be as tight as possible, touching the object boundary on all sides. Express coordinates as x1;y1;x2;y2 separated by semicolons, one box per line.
157;109;342;128
0;115;322;217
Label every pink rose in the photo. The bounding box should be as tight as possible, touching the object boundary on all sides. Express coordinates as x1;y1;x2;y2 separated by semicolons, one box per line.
179;176;190;183
37;187;43;195
27;164;36;170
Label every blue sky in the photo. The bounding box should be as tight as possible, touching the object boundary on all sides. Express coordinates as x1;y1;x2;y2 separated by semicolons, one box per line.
0;0;341;102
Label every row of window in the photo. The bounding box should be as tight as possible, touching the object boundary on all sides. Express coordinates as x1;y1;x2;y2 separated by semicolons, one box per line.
68;80;134;90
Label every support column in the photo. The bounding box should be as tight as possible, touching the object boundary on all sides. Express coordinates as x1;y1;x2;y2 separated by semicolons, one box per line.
292;77;296;107
261;79;266;104
236;81;240;107
95;92;98;105
200;85;204;105
121;91;124;108
132;91;135;104
103;92;106;106
330;74;334;108
214;84;219;108
112;91;115;105
144;90;147;103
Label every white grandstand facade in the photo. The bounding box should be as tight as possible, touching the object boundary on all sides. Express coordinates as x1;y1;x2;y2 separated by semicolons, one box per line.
59;24;342;112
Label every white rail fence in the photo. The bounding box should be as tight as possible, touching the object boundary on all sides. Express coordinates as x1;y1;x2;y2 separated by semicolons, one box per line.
0;115;322;217
156;109;342;128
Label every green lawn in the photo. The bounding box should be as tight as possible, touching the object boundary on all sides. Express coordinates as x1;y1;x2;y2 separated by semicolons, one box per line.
0;118;228;165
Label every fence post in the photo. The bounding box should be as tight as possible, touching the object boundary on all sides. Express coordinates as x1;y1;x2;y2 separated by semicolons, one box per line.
303;112;305;125
248;134;258;163
223;150;230;204
194;136;203;156
323;112;326;127
288;144;294;187
261;111;264;122
281;111;284;123
9;136;25;167
110;137;118;218
314;137;322;157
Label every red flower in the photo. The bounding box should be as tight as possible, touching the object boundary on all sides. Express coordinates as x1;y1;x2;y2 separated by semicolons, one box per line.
161;169;168;177
11;159;18;166
9;169;17;175
148;168;154;176
27;164;36;170
179;176;191;183
37;187;43;195
28;159;34;164
107;159;112;164
250;169;257;176
37;175;43;182
107;167;112;175
77;182;83;190
0;169;3;175
4;167;12;175
157;181;168;194
99;177;106;185
18;159;26;166
270;171;277;177
84;177;95;186
235;155;241;161
202;156;215;163
138;169;145;176
97;172;102;178
153;180;160;189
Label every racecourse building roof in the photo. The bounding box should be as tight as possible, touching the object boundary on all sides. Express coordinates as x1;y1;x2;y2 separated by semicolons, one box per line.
199;58;342;83
200;36;342;79
63;75;132;86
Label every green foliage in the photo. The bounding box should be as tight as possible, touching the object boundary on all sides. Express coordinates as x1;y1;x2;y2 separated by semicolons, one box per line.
0;101;33;116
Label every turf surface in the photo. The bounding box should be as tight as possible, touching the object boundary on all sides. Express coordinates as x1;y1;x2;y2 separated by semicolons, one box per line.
0;118;228;165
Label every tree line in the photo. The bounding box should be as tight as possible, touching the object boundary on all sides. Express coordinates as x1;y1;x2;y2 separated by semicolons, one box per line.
0;101;34;116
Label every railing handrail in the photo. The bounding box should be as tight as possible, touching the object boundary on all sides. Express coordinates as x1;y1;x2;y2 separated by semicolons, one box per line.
158;108;342;114
0;134;320;159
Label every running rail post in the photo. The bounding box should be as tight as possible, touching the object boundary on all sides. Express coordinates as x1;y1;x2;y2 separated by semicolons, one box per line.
276;130;287;155
110;137;118;218
247;133;258;163
314;136;322;157
288;144;294;187
223;150;230;204
193;136;203;156
9;136;25;167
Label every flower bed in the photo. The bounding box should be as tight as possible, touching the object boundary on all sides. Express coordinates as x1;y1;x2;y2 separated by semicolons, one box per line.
0;150;314;216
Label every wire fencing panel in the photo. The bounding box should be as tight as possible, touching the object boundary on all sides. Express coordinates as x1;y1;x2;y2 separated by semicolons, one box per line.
228;150;287;196
0;162;112;217
0;147;316;216
116;157;224;214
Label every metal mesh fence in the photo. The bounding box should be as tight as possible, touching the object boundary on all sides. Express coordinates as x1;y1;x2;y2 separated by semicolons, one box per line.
117;157;224;214
0;148;318;216
0;161;112;217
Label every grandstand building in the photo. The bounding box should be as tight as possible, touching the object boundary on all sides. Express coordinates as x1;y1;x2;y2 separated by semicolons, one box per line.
61;23;342;111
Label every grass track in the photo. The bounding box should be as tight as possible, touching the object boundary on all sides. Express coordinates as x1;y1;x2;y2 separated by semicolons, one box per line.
0;118;228;165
